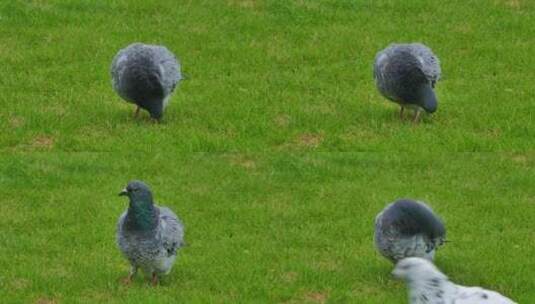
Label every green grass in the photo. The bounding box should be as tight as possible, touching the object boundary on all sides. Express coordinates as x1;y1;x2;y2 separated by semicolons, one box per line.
1;153;534;303
1;0;534;151
0;0;534;303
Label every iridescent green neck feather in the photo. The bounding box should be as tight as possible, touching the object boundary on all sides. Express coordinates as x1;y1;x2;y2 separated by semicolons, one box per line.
125;198;158;231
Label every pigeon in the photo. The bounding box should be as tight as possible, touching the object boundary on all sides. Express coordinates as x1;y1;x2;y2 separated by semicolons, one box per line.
373;43;441;122
374;199;446;263
111;43;182;121
117;180;185;285
393;257;517;304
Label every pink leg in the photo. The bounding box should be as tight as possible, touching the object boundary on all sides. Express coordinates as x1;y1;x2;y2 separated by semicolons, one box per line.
151;272;159;286
412;110;422;123
121;266;137;285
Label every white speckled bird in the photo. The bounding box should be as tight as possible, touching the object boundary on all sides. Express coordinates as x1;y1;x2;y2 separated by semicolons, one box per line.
111;43;182;121
374;199;446;263
117;180;185;285
393;257;517;304
374;43;441;122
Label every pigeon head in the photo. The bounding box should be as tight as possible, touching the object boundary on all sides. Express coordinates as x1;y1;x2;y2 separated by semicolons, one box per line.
145;101;164;120
119;180;154;206
416;83;437;113
119;180;157;231
392;257;446;283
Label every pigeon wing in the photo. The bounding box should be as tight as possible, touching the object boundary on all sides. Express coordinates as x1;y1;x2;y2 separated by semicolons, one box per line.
150;45;182;95
454;286;517;304
409;43;441;85
116;211;129;252
110;47;130;94
157;206;185;257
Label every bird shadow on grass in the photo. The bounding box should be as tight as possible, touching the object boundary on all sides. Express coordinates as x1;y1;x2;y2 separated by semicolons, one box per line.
373;108;437;126
109;109;164;126
115;275;173;289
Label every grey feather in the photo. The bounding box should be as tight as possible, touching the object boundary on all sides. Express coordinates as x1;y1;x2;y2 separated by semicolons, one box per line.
393;258;517;304
374;199;446;263
111;43;182;119
117;181;185;278
374;43;441;114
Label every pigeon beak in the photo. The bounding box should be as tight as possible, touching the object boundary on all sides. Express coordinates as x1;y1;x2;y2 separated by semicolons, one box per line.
119;188;128;196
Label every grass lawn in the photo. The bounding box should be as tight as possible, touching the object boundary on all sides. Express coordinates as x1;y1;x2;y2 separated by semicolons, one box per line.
1;0;534;151
1;153;534;303
0;0;534;303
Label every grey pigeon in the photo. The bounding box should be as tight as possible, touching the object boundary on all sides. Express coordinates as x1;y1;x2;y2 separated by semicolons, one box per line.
393;257;517;304
117;180;185;285
374;199;446;263
111;43;182;121
373;43;441;122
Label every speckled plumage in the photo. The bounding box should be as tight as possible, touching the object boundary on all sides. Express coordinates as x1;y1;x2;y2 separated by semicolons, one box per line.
117;181;184;284
374;199;446;263
111;43;182;119
393;258;517;304
374;43;441;119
